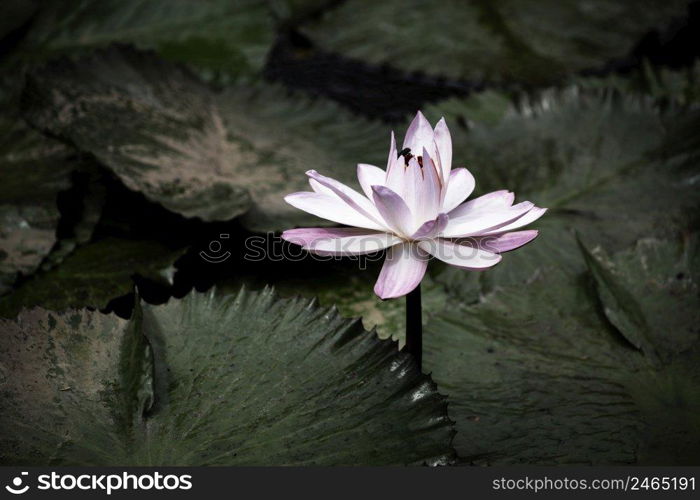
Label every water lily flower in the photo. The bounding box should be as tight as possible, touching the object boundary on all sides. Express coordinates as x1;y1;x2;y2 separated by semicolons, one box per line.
282;111;546;300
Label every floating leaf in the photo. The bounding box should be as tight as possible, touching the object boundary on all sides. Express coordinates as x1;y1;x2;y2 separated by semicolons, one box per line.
576;61;700;107
581;235;700;363
0;237;184;318
22;47;252;222
581;237;700;466
425;236;699;464
417;81;700;463
38;166;107;273
299;0;688;85
0;1;38;40
219;260;450;346
8;0;276;81
0;110;74;295
23;46;389;230
216;84;388;230
0;288;455;465
428;88;700;297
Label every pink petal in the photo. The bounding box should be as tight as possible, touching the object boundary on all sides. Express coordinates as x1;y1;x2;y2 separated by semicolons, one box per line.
395;156;423;221
402;111;434;156
357;163;386;199
414;147;442;223
283;227;400;256
480;207;547;235
441;168;476;213
466;230;539;253
442;201;534;238
411;213;449;240
284;192;385;230
372;185;414;236
385;152;405;195
306;170;385;228
448;190;514;219
374;243;429;299
418;238;502;270
385;150;441;229
308;178;334;196
282;227;375;246
433;117;452;180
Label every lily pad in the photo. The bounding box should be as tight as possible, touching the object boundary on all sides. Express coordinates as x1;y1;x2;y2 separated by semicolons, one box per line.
218;258;450;347
22;46;252;222
0;1;38;40
38;166;107;273
23;46;389;230
424;236;699;464
576;61;700;108
0;237;184;318
581;237;700;464
299;0;688;85
7;0;276;81
419;73;700;465
0;287;455;465
428;87;700;297
580;235;700;363
0;109;74;295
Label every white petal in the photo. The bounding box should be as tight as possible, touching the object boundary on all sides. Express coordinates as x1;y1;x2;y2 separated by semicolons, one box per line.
433;117;452;180
357;163;386;199
285;192;385;231
467;230;539;253
385;153;405;194
372;185;414;236
479;207;547;235
448;190;514;219
442;201;535;237
396;156;422;220
282;227;377;246
411;213;449;240
441;168;475;213
414;147;442;224
374;242;428;299
283;228;401;256
402;110;434;156
309;178;334;196
306;170;385;228
418;238;502;269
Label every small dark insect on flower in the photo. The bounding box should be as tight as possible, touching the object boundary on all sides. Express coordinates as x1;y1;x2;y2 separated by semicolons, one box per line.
397;147;412;161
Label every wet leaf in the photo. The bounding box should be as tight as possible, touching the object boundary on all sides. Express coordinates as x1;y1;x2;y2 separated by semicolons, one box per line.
38;166;107;273
299;0;688;85
220;263;450;347
417;77;700;464
0;1;38;40
581;235;700;363
23;46;252;222
7;0;276;81
0;109;74;295
428;88;700;297
0;287;455;465
23;46;389;230
425;236;700;464
0;237;184;318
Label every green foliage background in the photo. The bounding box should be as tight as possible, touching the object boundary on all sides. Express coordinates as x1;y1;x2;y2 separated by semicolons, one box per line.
0;0;698;465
